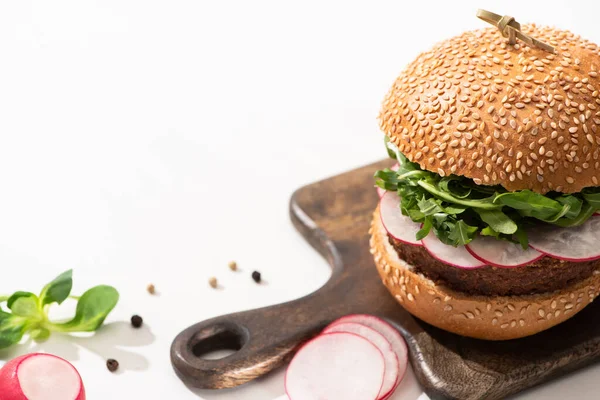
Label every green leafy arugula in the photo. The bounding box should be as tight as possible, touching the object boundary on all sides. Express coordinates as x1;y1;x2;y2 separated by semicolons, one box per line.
375;138;600;247
0;270;119;349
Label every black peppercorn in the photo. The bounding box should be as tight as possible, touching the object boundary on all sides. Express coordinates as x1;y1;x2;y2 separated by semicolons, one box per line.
251;271;261;283
131;315;143;328
106;359;119;372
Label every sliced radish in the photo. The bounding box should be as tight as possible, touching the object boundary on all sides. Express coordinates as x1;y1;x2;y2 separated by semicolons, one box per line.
466;235;543;268
380;192;422;246
421;232;485;269
323;322;399;400
285;332;384;400
0;353;85;400
326;314;408;397
527;217;600;261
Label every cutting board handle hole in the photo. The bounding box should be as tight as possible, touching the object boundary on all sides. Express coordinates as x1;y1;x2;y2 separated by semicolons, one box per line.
191;324;246;360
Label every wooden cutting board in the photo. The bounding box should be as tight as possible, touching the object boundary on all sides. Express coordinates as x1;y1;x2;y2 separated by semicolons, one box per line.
171;160;600;400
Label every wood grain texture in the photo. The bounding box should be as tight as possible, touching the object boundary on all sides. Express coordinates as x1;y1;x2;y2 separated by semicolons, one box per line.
171;160;600;399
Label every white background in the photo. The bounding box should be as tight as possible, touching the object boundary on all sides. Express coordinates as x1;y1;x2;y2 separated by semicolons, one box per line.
0;0;599;399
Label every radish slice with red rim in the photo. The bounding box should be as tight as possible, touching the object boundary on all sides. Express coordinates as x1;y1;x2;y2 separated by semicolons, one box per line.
323;322;399;400
422;232;485;269
466;235;543;268
0;353;85;400
285;332;384;400
326;314;408;396
376;164;400;199
527;217;600;261
380;192;422;246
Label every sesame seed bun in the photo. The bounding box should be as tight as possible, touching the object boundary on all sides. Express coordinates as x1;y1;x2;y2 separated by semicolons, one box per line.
370;206;600;340
379;25;600;193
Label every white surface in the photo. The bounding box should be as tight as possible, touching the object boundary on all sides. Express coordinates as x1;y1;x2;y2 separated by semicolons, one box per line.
0;0;599;399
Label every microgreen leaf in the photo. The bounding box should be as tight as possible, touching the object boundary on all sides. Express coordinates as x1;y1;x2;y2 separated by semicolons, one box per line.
0;311;29;349
9;294;41;319
30;327;50;342
7;291;37;310
51;285;119;332
39;269;73;307
0;269;118;349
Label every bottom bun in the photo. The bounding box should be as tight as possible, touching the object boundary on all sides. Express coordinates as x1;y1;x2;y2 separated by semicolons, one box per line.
370;206;600;340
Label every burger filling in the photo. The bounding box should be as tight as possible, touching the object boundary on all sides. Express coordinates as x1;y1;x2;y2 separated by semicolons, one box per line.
375;138;600;248
389;236;597;296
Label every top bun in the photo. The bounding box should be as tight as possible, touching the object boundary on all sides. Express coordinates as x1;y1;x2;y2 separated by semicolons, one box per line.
380;25;600;193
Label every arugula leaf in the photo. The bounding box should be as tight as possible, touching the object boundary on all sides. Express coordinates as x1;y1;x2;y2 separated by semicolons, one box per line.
439;177;472;199
442;204;468;214
448;220;478;246
514;228;529;249
554;202;596;227
555;195;582;219
51;285;119;332
384;136;397;159
494;191;562;220
582;189;600;209
39;269;73;306
416;216;433;240
540;204;572;223
418;197;443;216
433;223;453;245
432;212;449;226
481;226;500;238
475;209;518;234
417;181;501;210
406;208;425;221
